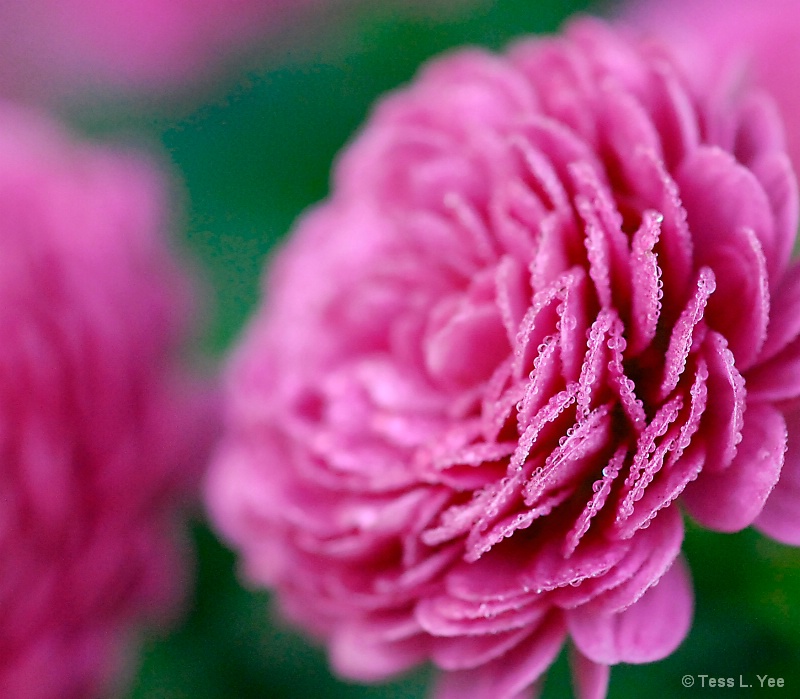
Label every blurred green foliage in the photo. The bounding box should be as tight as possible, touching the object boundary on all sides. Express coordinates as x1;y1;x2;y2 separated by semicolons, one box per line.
65;0;800;696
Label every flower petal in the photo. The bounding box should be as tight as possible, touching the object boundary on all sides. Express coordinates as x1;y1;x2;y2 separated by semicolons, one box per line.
677;146;773;368
569;645;610;699
699;331;746;472
330;616;429;682
755;405;800;545
433;613;566;699
751;151;798;283
567;557;693;664
759;260;800;362
417;593;548;638
683;402;787;531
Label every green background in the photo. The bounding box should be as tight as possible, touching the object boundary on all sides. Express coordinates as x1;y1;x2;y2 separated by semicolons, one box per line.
63;0;800;696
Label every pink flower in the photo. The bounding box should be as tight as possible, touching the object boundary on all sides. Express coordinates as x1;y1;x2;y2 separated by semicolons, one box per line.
0;0;314;94
207;18;800;698
0;105;215;699
621;0;800;180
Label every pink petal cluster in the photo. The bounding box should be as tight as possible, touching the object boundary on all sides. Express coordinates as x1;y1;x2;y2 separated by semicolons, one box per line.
0;0;315;94
208;18;800;698
0;105;215;699
621;0;800;179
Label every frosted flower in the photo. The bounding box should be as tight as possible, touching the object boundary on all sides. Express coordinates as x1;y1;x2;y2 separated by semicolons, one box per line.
208;19;800;698
0;105;214;699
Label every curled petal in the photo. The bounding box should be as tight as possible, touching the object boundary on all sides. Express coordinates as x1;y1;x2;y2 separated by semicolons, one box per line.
699;332;746;472
678;147;773;368
431;626;534;671
751;151;799;283
434;613;566;699
331;619;429;682
759;260;800;362
628;210;663;356
683;402;787;531
567;557;693;665
586;506;684;614
564;447;626;557
755;406;800;544
659;267;714;400
624;147;693;313
554;505;684;614
747;335;800;403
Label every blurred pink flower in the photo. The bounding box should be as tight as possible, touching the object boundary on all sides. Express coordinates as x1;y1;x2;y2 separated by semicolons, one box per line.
208;18;800;698
0;0;315;94
0;105;215;698
621;0;800;179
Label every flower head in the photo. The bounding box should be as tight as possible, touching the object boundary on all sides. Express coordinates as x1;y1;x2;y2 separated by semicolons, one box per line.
0;105;215;699
208;18;800;698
